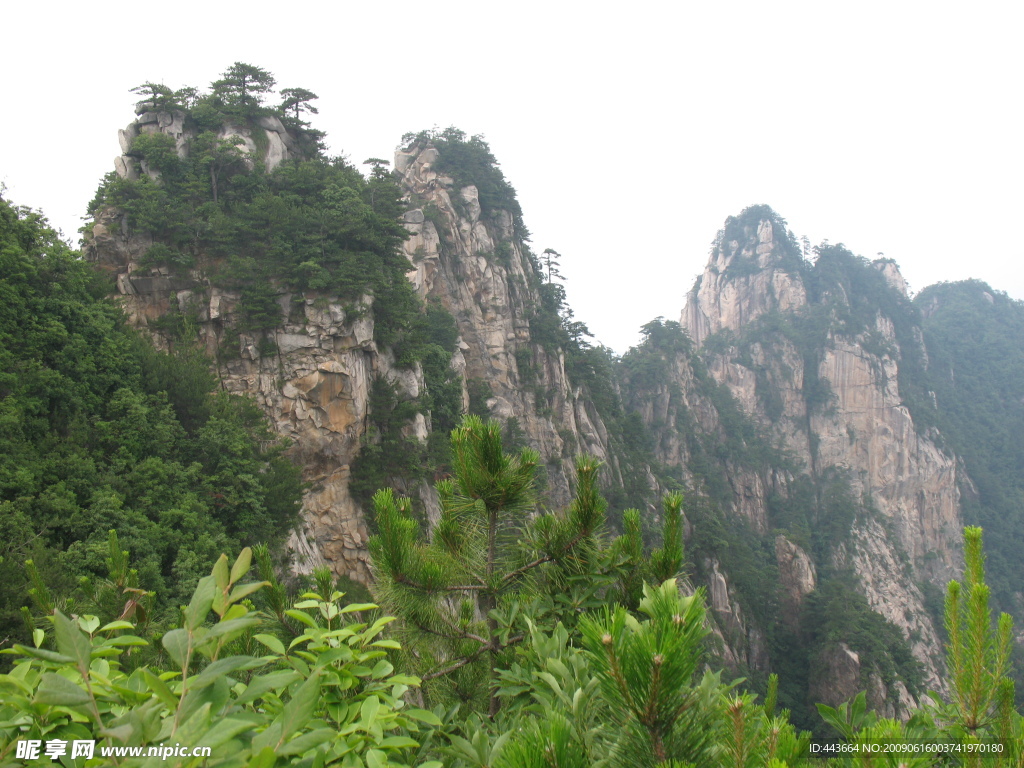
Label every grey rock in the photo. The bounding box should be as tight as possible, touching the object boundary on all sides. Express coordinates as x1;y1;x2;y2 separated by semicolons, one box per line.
256;115;286;133
277;333;317;354
127;275;193;294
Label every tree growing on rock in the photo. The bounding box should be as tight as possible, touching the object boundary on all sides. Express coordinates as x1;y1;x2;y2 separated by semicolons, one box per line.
212;62;276;114
130;82;178;111
279;87;319;124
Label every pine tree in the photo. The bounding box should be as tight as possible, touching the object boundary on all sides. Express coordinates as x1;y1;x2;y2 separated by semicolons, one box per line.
279;87;319;124
211;62;276;114
937;528;1019;765
369;415;609;717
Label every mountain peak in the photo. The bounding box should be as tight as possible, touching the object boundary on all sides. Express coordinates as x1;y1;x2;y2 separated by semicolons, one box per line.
681;205;807;346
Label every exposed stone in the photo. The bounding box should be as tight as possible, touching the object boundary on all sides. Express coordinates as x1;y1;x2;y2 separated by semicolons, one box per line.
394;142;621;507
278;333;317;354
674;209;962;692
776;535;816;627
812;643;863;708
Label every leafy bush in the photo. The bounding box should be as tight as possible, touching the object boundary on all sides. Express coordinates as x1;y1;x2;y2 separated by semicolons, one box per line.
0;549;444;767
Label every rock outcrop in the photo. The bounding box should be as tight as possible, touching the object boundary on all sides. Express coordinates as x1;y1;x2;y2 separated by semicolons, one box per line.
86;108;966;710
394;142;616;505
115;101;298;181
675;207;962;689
85;131;620;581
88;115;420;582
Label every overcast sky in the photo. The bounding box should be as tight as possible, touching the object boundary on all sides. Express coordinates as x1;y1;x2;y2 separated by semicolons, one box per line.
4;1;1022;353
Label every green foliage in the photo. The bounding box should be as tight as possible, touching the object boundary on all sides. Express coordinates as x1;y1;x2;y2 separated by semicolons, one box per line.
211;62;277;116
372;419;602;709
716;205;804;278
0;197;302;647
279;87;319;126
404;128;525;232
943;527;1014;733
130;82;181;111
349;378;427;512
805;576;924;697
815;528;1024;768
913;281;1024;611
92;68;419;358
0;550;443;767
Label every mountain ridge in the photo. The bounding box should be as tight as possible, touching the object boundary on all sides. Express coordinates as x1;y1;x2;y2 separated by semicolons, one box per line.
71;88;1024;724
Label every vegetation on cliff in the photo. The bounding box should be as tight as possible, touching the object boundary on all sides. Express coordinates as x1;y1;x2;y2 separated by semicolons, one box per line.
3;415;1020;766
0;196;303;648
915;280;1024;613
6;64;1024;762
90;65;432;365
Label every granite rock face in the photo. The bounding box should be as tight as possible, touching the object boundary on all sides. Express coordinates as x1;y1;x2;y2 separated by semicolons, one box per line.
84;135;620;581
87;115;969;706
394;143;617;506
675;211;963;690
113;103;298;181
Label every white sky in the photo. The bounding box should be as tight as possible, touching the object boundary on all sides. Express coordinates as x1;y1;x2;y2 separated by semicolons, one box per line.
4;1;1023;353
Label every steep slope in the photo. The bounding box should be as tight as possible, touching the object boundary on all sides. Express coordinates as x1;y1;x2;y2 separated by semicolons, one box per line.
394;131;616;506
85;101;430;583
82;87;981;724
915;280;1024;617
648;205;965;713
84;107;627;583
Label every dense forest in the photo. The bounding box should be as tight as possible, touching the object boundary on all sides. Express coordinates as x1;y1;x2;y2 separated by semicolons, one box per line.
2;63;1024;766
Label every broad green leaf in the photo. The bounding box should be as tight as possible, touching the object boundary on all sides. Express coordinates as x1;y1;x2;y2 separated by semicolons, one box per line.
228;581;268;604
386;675;420;686
366;748;387;768
0;673;33;694
248;746;278;768
308;647;351;669
403;708;442;726
99;620;137;633
141;669;178;710
278;727;336;756
236;670;301;706
284;609;317;628
271;671;321;749
78;615;100;634
213;553;230;590
103;635;148;647
34;673;91;707
230;547;253;584
360;695;380;728
379;736;419;748
54;611;93;672
185;576;216;630
199;716;256;749
162;628;190;669
11;644;74;664
191;655;266;690
371;640;401;649
204;617;260;642
364;616;396;640
254;633;287;656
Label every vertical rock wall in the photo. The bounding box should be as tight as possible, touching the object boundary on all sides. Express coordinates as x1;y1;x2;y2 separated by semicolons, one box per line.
675;211;962;691
395;143;616;506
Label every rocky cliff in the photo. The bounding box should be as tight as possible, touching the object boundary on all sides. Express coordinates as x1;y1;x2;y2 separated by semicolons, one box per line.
85;103;968;719
85;114;620;583
394;140;615;506
672;206;963;698
86;106;423;583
